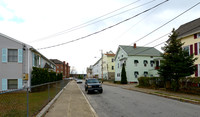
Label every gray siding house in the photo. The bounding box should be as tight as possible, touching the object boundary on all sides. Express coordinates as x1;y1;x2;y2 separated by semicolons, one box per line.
115;44;162;83
0;33;56;91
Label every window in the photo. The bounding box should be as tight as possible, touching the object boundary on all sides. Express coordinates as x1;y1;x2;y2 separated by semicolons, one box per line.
8;49;18;62
8;79;18;89
112;66;114;70
150;60;155;67
197;33;200;38
112;58;114;62
144;71;148;77
183;46;190;55
134;60;139;66
117;73;120;77
34;54;40;67
143;60;148;67
134;71;139;78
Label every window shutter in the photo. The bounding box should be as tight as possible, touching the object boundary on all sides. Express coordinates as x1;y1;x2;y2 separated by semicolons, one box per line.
2;48;7;63
195;43;198;55
2;78;7;91
190;44;193;55
195;64;198;77
41;58;43;67
194;34;197;39
32;53;35;67
18;78;23;89
18;49;23;63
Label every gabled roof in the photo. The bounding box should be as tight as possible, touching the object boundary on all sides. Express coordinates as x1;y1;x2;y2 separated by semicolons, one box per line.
50;59;63;64
44;63;53;69
119;45;162;56
0;32;32;48
176;17;200;39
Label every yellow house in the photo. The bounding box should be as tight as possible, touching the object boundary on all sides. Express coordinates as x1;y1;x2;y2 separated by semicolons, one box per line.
102;51;115;80
176;17;200;77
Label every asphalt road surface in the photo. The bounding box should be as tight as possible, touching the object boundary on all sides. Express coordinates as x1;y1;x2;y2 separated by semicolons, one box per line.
78;82;200;117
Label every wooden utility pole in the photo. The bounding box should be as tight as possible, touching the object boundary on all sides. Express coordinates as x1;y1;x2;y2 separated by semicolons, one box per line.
101;50;103;83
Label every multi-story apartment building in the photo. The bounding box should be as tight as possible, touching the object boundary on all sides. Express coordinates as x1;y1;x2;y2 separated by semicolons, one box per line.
175;17;200;77
115;44;162;83
102;51;115;80
50;59;70;78
0;33;56;91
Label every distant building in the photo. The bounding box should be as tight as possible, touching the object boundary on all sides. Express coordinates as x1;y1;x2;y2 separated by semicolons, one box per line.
102;51;115;80
175;17;200;77
0;33;56;91
50;59;70;78
92;58;102;79
86;65;93;78
115;44;162;83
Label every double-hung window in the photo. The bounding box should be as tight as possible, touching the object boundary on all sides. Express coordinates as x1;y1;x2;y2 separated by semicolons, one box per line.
134;71;139;78
144;60;148;67
134;60;139;67
150;60;154;67
8;49;18;62
183;46;190;55
144;71;148;77
8;79;18;89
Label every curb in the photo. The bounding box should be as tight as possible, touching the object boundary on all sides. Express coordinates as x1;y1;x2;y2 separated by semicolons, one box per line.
36;82;70;117
77;84;99;117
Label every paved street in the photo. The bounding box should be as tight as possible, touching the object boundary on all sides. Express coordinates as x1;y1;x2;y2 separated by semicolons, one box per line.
78;82;200;117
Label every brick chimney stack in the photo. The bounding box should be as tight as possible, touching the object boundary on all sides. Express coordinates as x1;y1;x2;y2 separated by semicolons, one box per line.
134;43;136;48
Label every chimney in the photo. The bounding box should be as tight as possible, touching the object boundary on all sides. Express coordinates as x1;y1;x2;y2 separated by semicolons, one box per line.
133;43;136;48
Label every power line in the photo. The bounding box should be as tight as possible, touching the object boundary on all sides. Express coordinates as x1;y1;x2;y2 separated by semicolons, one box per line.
112;6;158;44
37;0;168;50
133;0;200;44
126;23;200;56
31;0;156;43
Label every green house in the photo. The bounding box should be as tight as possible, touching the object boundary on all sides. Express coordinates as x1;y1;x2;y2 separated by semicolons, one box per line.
115;44;162;83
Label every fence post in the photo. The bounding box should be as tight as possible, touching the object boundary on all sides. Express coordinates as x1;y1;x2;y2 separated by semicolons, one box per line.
26;88;29;117
48;84;50;102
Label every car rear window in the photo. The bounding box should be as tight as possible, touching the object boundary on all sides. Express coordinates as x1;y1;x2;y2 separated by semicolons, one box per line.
87;79;99;83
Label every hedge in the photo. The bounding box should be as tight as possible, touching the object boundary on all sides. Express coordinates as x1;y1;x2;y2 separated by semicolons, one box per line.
31;67;63;86
138;77;164;88
138;77;200;94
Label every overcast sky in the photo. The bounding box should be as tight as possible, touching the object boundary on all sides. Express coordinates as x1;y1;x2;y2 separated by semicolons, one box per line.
0;0;200;74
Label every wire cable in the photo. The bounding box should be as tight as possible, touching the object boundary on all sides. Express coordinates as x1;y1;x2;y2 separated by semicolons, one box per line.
133;0;200;44
37;0;168;50
31;0;156;43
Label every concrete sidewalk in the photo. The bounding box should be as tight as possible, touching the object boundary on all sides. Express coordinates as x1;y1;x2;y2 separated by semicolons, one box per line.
44;81;97;117
103;82;200;105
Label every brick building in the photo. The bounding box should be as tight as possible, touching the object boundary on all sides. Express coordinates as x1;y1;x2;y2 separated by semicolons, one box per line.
50;59;70;78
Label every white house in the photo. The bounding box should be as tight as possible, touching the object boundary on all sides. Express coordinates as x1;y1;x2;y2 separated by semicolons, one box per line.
92;58;102;78
115;44;162;83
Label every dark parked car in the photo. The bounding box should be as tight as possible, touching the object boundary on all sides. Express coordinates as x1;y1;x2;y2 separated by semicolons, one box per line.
85;78;103;94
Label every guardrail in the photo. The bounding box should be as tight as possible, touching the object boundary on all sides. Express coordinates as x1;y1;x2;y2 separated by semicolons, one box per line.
0;79;70;117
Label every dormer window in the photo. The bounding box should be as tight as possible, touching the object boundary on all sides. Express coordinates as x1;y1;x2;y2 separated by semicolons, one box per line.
143;60;148;67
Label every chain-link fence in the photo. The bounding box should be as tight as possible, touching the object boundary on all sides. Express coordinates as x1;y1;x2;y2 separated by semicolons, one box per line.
0;79;70;117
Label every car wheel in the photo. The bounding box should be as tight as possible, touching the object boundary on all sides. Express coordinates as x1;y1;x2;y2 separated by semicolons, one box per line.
99;90;103;93
87;90;90;94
